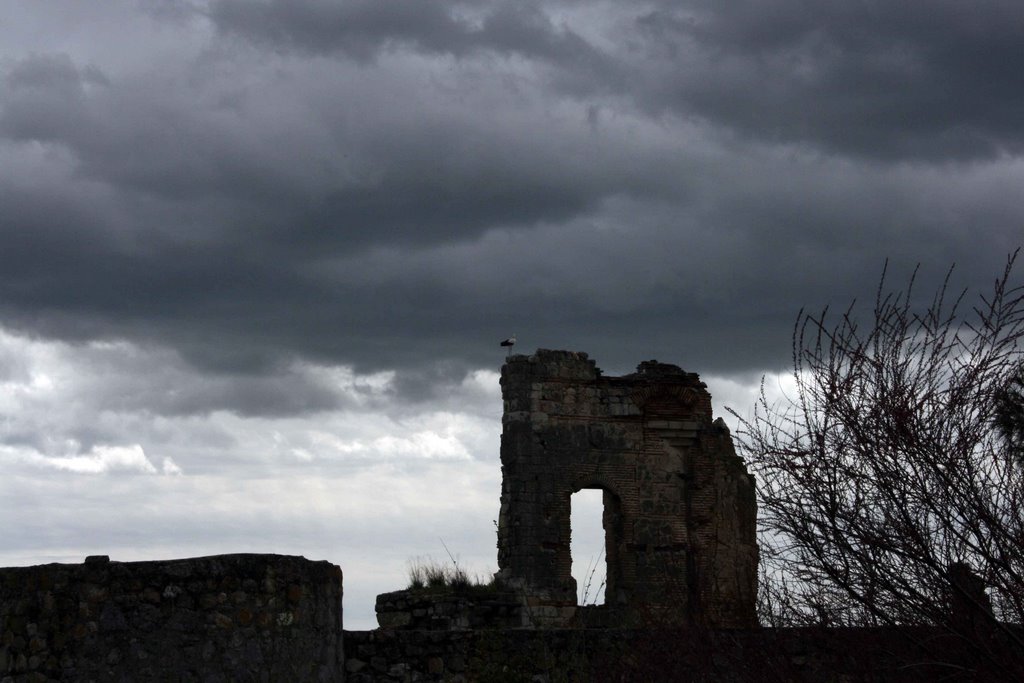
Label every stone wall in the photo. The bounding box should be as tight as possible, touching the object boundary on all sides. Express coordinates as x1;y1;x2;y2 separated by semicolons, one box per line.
496;350;758;628
345;628;665;683
375;588;525;630
0;554;343;682
344;626;993;682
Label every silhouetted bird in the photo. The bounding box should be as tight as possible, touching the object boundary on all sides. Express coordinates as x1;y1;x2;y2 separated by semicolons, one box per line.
500;334;516;356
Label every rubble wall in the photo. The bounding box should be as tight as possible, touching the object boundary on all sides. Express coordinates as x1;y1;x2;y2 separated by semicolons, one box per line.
0;554;343;682
375;588;525;630
343;626;988;682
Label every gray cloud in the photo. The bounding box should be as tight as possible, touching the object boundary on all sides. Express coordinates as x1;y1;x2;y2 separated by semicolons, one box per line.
0;1;1021;380
209;0;607;70
210;0;481;60
631;0;1024;159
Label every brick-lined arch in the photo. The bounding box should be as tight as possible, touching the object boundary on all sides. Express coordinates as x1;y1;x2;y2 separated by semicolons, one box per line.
568;484;624;607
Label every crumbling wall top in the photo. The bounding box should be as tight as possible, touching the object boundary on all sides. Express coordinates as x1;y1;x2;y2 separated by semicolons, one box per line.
503;349;601;381
626;359;701;383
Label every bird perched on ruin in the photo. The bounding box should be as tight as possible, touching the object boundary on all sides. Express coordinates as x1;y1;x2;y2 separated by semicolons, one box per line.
500;334;516;356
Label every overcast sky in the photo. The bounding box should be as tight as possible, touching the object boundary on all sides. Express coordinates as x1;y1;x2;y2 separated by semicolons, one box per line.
1;0;1022;628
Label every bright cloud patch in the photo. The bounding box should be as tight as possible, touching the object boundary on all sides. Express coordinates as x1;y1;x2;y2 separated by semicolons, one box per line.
162;457;183;475
0;443;161;475
44;444;157;474
0;326;512;628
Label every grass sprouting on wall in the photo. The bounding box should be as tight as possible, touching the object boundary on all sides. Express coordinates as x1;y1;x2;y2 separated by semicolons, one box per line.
406;556;502;595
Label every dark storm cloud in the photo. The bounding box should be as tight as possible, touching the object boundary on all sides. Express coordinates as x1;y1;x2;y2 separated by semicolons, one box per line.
212;0;1024;161
0;0;1021;398
632;0;1024;159
0;47;636;254
4;52;108;93
1;53;303;207
209;0;606;69
210;0;480;59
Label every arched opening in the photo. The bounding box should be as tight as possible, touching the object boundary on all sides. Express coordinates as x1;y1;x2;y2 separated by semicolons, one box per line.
571;488;607;605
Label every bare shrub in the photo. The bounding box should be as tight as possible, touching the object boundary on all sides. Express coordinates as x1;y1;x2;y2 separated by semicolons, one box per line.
731;251;1024;676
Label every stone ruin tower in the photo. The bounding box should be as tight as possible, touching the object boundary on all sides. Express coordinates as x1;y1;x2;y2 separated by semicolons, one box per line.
496;350;758;628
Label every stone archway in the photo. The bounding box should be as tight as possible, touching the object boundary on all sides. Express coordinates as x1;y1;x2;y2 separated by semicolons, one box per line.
496;350;758;628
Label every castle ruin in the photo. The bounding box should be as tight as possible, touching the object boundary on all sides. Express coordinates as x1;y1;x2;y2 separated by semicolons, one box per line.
5;350;966;681
496;350;758;628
